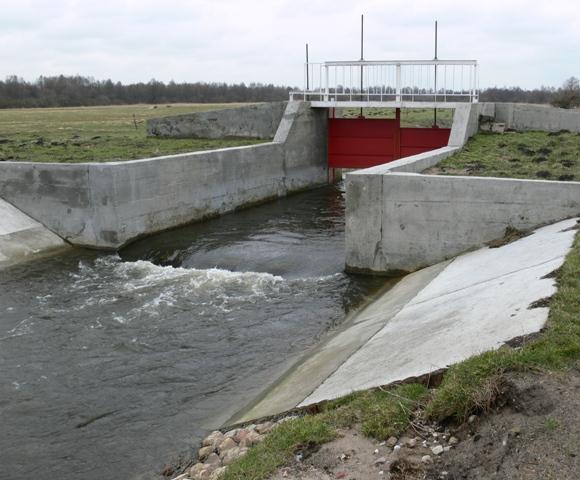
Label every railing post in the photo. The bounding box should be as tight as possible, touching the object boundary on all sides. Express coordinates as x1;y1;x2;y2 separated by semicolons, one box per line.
472;64;478;103
396;63;401;103
324;65;329;101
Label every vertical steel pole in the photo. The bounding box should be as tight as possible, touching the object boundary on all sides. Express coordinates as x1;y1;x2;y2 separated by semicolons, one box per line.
324;65;329;101
305;43;309;91
396;63;401;102
473;63;478;102
434;20;438;126
360;14;364;116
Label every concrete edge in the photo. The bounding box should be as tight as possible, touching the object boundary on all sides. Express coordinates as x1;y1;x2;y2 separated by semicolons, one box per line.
2;141;279;167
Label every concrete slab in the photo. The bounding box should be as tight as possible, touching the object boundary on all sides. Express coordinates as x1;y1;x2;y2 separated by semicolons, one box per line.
0;198;68;268
301;218;577;405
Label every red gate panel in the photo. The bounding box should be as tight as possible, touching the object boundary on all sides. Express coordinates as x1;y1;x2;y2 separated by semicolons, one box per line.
328;118;398;168
400;128;451;158
328;115;451;169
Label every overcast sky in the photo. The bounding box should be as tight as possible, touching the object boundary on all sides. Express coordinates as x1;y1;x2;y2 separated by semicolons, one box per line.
1;0;579;89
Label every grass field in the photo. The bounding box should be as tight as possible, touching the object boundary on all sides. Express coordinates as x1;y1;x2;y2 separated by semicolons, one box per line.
0;103;265;163
425;131;579;181
341;107;454;128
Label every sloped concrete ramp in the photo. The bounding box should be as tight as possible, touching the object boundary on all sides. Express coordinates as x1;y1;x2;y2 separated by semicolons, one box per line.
231;217;577;424
0;198;68;268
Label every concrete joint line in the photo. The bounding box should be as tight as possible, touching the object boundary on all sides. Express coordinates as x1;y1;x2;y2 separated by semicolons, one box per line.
408;253;569;307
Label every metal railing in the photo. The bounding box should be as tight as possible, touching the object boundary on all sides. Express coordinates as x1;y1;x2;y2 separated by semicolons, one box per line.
290;59;479;106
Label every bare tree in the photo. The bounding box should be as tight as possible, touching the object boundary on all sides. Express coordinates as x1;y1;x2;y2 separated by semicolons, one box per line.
551;76;580;109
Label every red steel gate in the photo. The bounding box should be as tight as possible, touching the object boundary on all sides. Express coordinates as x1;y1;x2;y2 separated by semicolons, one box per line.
328;111;451;169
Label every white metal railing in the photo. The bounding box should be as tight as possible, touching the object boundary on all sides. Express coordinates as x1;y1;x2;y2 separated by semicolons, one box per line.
290;59;478;106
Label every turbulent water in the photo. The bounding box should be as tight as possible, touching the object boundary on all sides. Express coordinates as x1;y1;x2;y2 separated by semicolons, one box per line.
0;184;387;480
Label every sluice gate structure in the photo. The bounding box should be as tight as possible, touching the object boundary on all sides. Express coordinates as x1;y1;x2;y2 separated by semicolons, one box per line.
291;58;478;169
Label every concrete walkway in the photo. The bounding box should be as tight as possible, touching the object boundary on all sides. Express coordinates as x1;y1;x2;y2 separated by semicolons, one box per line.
0;198;68;269
231;217;578;424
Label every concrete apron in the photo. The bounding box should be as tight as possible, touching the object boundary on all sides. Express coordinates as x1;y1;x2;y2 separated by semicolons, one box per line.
229;217;578;425
0;198;69;269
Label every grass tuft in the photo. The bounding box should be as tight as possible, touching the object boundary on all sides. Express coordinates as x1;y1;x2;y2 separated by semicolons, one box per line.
322;383;428;439
222;416;335;480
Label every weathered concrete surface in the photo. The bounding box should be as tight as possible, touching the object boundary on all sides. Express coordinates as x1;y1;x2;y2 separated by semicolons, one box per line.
229;218;577;422
0;102;327;249
448;103;479;146
302;218;577;405
346;173;580;274
0;198;68;268
147;102;286;139
494;103;580;132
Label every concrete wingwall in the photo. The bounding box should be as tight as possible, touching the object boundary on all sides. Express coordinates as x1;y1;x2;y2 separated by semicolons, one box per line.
0;101;327;249
492;103;580;132
346;103;580;275
346;171;580;274
147;102;287;139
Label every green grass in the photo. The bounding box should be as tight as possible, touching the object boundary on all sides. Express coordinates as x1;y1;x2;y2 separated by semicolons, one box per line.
322;383;429;439
223;416;335;480
0;103;266;163
427;131;580;181
341;107;454;128
545;418;560;430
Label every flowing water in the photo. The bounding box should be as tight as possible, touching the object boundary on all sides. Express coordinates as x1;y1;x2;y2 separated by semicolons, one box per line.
0;184;389;480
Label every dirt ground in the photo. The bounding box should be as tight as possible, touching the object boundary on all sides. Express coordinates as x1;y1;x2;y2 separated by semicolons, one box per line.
268;369;579;480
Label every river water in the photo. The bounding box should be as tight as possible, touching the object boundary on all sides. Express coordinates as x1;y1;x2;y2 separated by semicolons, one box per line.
0;184;387;480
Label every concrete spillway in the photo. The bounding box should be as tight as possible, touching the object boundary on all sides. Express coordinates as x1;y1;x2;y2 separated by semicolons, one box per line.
0;198;68;268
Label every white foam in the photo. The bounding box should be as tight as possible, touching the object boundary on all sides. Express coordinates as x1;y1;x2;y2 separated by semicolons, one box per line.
63;256;346;325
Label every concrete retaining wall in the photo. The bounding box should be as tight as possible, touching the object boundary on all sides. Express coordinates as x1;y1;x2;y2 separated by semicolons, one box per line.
345;102;580;274
0;101;327;249
346;172;579;274
147;102;286;139
493;103;580;132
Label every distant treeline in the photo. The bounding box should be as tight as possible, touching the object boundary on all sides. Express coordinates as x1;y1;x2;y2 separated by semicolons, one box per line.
479;86;555;104
0;75;578;109
0;75;293;108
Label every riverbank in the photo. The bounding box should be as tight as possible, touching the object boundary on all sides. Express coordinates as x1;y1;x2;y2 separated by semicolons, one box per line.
169;220;578;480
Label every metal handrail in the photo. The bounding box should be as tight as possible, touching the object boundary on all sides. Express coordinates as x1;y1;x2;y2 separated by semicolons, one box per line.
291;59;479;106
